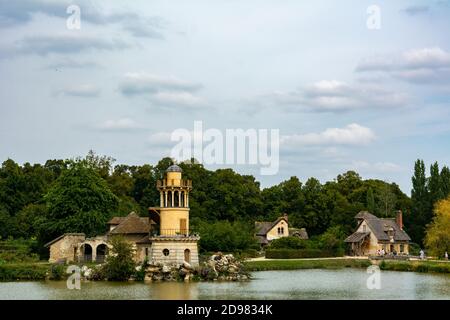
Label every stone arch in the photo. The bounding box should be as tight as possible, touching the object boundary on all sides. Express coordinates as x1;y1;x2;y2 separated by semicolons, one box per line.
81;243;93;262
96;243;108;263
184;248;191;263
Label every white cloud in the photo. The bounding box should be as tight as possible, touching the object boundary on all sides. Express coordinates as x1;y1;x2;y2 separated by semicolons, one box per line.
356;47;450;83
97;118;143;131
259;80;408;112
57;84;100;97
281;123;376;147
351;161;403;173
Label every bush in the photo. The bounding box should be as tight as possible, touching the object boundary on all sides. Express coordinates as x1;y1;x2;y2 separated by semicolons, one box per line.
269;237;309;249
102;236;136;281
0;263;50;281
50;264;65;280
265;248;342;259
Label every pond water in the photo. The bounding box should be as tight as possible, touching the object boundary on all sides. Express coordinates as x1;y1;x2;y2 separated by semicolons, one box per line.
1;269;449;300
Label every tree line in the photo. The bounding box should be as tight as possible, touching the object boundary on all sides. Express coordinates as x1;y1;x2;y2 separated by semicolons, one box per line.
0;151;448;255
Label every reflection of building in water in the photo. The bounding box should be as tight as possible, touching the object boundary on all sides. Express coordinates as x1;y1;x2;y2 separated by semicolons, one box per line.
45;164;200;267
150;282;198;300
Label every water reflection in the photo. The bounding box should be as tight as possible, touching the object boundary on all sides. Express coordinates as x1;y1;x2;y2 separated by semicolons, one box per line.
0;269;449;300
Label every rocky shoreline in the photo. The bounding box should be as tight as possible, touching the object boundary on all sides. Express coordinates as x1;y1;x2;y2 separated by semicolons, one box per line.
81;252;251;282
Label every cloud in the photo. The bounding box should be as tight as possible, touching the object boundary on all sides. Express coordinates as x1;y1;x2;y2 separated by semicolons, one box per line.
56;84;100;97
402;5;430;16
281;123;376;147
351;161;403;173
45;59;99;70
9;34;130;56
356;47;450;84
97;118;143;131
257;80;408;112
0;0;165;39
119;72;206;110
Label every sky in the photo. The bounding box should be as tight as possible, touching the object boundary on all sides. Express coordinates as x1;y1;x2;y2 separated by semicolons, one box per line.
1;0;450;195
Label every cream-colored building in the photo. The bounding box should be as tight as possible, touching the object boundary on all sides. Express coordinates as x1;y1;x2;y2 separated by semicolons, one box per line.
45;164;200;267
345;211;411;256
255;214;308;247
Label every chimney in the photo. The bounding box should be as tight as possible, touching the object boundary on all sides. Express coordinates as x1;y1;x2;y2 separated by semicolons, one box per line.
283;213;288;222
396;210;403;230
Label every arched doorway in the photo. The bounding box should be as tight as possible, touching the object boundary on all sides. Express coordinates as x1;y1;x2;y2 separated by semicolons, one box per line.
96;244;108;263
81;244;92;262
184;249;191;263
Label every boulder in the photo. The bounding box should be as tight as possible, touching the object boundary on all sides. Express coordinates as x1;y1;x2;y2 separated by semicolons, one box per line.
162;265;171;273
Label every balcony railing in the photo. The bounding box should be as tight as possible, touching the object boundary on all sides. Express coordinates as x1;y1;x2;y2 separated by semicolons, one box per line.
150;229;199;237
157;179;192;189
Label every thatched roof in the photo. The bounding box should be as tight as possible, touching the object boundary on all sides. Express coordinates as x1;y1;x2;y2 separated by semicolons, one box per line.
108;212;152;235
289;228;309;240
345;231;370;243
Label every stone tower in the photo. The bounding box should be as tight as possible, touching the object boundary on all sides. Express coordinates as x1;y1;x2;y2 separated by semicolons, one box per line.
149;164;200;266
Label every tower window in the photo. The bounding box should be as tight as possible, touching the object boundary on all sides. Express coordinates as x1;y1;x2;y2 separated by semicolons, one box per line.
145;248;149;257
163;249;170;256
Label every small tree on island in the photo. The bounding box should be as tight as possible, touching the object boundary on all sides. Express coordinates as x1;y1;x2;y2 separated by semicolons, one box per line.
103;236;136;281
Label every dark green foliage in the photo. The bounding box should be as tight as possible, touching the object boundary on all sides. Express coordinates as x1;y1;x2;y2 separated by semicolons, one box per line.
269;237;309;249
265;249;342;259
0;263;50;281
244;258;371;271
43;161;118;241
102;236;136;281
197;220;259;252
49;264;65;280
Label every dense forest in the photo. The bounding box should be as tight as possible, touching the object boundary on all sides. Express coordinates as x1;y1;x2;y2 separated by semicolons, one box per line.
0;151;449;256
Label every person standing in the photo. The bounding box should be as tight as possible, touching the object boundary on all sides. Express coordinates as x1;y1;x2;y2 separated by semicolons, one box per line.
419;249;425;260
445;251;448;260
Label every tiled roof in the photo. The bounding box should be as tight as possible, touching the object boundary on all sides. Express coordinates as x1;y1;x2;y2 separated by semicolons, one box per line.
108;212;152;235
289;228;309;240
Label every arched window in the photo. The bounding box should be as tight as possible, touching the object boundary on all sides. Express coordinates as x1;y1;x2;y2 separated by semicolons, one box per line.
174;191;179;207
184;249;191;263
281;227;284;235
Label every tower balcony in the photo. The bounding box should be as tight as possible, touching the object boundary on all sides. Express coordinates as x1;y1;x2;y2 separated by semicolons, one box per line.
157;179;192;189
150;228;199;238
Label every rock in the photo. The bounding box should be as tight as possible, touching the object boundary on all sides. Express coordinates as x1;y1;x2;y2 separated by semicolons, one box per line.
152;273;164;281
162;265;171;273
144;274;152;281
135;265;142;272
81;265;88;273
84;268;92;279
146;266;160;273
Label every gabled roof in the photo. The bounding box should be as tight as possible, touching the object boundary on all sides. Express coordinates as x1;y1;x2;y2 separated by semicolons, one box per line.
255;216;288;235
108;212;152;235
44;233;85;247
345;231;370;243
348;211;411;242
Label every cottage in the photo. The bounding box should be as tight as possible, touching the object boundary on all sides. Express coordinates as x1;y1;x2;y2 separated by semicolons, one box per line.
255;214;308;247
45;164;200;267
345;210;411;256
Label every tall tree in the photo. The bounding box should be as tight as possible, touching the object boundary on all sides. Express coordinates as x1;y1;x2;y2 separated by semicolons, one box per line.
409;159;429;245
43;161;119;241
428;162;444;205
440;166;450;199
366;187;375;213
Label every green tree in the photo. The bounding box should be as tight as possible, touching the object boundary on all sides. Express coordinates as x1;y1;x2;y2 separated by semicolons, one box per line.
441;166;450;198
428;162;444;205
409;159;429;245
43;162;118;241
103;236;136;281
366;187;375;213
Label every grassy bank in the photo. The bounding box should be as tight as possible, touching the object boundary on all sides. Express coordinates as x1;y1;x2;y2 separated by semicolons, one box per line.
244;258;450;274
244;258;371;271
379;260;450;274
0;262;51;281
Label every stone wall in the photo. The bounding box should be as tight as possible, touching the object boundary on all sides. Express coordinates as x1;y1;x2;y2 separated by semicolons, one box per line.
149;239;199;267
48;234;85;263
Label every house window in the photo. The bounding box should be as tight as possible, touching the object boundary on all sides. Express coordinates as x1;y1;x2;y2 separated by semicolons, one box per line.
145;247;149;257
281;227;284;235
163;249;170;256
400;244;404;253
277;227;281;235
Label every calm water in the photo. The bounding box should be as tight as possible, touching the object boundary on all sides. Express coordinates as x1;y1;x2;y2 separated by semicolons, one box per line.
1;269;449;300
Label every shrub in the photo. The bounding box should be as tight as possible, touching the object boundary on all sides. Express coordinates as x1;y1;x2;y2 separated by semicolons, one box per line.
265;248;342;259
269;237;310;249
0;263;49;281
50;264;65;280
102;236;136;281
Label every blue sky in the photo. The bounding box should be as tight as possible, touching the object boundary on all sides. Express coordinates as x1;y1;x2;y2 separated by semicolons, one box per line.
1;0;450;194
